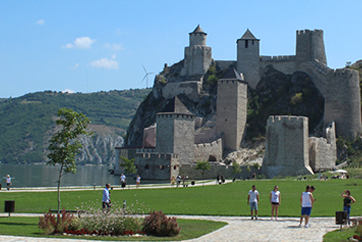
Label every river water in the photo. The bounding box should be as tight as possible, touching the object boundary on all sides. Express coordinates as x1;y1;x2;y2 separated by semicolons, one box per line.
0;164;164;188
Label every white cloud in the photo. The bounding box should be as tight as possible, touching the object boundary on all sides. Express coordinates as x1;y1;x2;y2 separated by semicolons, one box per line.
61;89;75;94
71;63;79;69
63;37;96;49
90;57;119;69
36;19;45;25
105;43;124;51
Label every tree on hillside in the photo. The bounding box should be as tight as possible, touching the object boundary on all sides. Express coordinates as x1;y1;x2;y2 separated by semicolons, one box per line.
47;108;92;216
195;160;211;186
120;156;137;188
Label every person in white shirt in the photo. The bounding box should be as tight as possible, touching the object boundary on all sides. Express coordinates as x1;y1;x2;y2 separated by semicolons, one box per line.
299;185;314;228
136;175;141;188
102;183;111;212
247;185;260;220
120;174;126;188
6;175;11;191
270;185;281;220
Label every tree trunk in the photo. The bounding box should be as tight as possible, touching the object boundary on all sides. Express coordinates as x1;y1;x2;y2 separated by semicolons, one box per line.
57;163;64;217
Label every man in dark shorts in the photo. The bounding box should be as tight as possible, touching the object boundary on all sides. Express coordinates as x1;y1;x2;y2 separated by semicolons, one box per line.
299;185;314;228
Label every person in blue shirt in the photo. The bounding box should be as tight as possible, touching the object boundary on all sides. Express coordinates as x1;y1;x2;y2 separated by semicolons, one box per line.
102;183;111;212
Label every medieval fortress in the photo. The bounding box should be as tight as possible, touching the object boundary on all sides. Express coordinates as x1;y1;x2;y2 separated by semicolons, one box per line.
116;25;361;179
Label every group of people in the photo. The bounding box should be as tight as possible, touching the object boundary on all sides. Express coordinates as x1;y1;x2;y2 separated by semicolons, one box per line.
119;174;141;188
247;185;281;221
247;184;356;227
171;174;188;187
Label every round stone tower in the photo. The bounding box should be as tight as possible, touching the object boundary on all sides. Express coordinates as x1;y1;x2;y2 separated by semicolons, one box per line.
180;25;212;77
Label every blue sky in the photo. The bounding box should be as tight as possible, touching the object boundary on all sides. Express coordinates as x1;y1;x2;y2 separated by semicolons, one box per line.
0;1;361;98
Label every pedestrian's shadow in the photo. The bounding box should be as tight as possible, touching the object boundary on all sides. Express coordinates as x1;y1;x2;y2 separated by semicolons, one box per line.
287;225;302;229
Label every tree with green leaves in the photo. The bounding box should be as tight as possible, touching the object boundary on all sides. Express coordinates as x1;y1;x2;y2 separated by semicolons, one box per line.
232;162;242;179
47;108;92;215
120;156;137;188
195;160;211;186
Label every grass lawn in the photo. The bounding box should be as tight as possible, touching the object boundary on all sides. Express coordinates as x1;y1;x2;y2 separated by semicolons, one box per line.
323;227;358;242
0;217;227;241
1;179;361;217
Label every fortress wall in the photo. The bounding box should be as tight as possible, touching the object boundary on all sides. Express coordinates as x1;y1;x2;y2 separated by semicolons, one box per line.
309;121;336;171
181;46;212;76
216;60;236;70
309;137;336;171
174;116;195;164
216;79;247;150
237;39;260;88
179;163;261;180
262;115;313;178
260;55;296;74
311;30;327;65
135;152;179;180
155;114;175;153
194;138;223;162
190;33;206;46
162;81;202;99
325;68;361;137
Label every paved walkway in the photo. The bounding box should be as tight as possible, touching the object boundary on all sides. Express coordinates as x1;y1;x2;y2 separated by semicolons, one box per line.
0;214;340;242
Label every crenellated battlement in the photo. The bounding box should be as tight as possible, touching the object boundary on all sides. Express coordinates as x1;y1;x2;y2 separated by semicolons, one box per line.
268;115;307;124
260;55;296;62
333;68;358;77
296;29;323;36
157;113;194;119
135;152;179;159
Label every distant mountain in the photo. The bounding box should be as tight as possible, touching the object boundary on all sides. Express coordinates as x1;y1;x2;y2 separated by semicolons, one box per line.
0;89;151;165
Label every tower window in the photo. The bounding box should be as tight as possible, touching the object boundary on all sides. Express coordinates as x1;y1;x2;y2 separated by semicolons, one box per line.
252;40;254;45
245;40;248;48
145;164;149;170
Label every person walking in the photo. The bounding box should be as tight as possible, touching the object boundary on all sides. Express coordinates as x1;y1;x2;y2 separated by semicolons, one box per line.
270;185;281;220
6;175;11;191
247;185;259;220
341;190;356;225
102;183;111;213
120;173;126;188
299;185;314;228
136;175;141;188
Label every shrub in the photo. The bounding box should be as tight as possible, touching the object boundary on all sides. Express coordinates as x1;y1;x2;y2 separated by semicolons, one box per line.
38;208;75;234
142;210;181;237
76;200;144;236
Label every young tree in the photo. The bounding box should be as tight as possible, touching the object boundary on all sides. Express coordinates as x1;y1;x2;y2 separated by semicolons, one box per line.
232;162;242;179
47;108;92;215
195;160;211;186
120;156;137;188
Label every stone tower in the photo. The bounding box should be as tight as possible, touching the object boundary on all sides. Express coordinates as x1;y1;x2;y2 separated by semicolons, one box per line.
262;116;314;178
236;29;260;89
216;68;248;151
180;25;212;77
155;96;195;164
324;69;361;137
296;29;327;65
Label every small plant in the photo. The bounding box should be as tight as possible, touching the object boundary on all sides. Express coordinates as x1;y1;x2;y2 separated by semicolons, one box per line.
38;208;75;234
142;210;181;237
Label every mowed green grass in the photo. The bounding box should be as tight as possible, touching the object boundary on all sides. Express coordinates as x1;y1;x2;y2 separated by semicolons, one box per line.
1;179;361;217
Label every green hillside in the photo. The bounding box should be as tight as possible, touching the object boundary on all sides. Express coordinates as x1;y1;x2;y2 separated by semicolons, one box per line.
0;89;151;164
